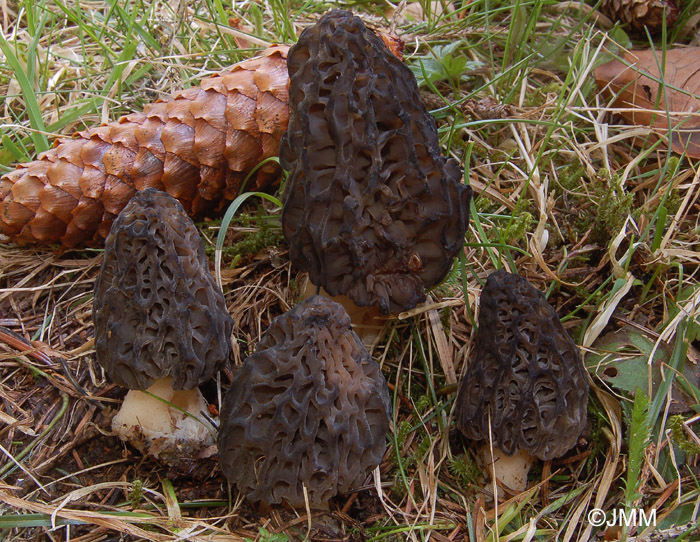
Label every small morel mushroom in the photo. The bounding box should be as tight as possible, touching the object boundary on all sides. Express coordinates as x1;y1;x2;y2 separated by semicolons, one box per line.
280;10;472;315
93;188;233;464
455;270;588;487
218;295;391;508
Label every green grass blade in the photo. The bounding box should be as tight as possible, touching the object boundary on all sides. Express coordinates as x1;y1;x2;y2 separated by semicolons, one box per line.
0;32;49;152
215;191;283;290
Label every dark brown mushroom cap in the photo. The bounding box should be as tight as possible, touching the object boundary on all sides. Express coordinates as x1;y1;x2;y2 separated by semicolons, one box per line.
280;10;472;315
455;269;589;460
93;188;233;390
217;295;391;508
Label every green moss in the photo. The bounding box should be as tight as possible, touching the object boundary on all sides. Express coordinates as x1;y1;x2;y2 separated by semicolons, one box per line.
205;208;283;264
557;162;586;193
470;143;491;161
475;196;498;215
666;156;680;176
575;287;602;314
229;225;283;260
589;173;634;246
524;91;545;108
414;433;433;464
541;82;564;95
389;420;413;467
129;480;143;509
523;82;563;108
669;415;700;455
433;260;461;295
585;396;612;474
440;306;452;330
414;394;431;413
664;184;683;217
501;209;534;245
552;166;636;247
391;470;408;499
448;454;481;489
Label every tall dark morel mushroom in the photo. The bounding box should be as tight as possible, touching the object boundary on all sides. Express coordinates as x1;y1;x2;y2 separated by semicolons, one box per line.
280;10;471;315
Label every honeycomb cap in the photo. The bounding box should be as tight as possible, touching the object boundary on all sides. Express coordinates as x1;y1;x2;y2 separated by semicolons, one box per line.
93;188;233;390
280;10;472;314
218;295;391;507
455;269;589;460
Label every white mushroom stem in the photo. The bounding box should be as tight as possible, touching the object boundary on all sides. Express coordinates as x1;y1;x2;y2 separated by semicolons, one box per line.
300;277;387;347
112;376;216;463
480;444;536;497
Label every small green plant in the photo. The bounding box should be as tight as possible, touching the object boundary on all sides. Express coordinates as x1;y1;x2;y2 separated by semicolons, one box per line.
621;390;652;541
556;162;586;193
245;526;289;542
414;394;431;413
625;389;651;506
501;208;534;246
523;82;564;108
584;396;613;474
389;419;413;467
413;432;433;465
229;209;283;259
409;42;482;90
205;207;282;261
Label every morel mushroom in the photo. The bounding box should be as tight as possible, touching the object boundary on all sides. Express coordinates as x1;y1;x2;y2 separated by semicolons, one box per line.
93;188;233;463
280;10;472;315
455;270;588;487
218;295;391;508
1;45;289;248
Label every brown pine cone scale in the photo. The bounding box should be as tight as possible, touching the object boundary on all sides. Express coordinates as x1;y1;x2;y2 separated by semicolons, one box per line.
0;45;289;248
601;0;680;34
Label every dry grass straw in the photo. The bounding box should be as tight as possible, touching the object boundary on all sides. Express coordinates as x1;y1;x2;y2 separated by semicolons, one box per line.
2;0;700;540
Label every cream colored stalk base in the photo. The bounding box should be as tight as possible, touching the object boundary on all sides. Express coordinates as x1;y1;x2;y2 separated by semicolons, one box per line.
480;445;536;496
112;377;216;465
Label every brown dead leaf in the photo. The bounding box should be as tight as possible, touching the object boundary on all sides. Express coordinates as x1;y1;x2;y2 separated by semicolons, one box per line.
227;17;256;49
595;47;700;158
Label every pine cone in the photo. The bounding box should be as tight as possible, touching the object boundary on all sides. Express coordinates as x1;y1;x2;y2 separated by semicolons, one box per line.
601;0;680;34
0;45;289;248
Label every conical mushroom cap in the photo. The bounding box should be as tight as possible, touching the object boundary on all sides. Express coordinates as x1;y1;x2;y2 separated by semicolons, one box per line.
455;269;589;460
280;10;471;315
218;295;391;507
93;188;233;390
